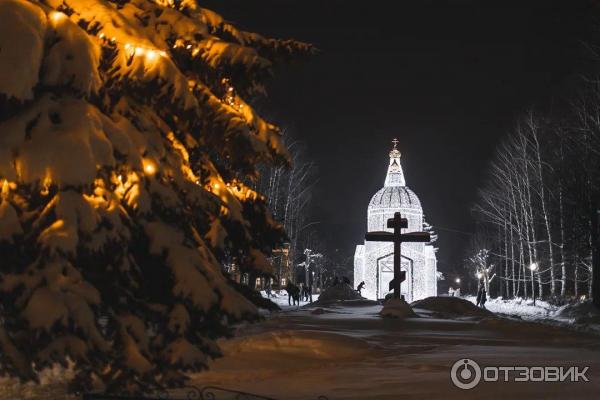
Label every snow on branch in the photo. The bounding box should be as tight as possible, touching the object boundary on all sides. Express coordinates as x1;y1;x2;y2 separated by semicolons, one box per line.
0;0;310;393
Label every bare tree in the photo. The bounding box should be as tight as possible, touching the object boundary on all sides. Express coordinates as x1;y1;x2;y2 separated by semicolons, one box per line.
257;137;318;279
473;88;600;305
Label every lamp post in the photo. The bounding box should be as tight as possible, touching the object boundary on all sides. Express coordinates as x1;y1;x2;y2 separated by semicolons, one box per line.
452;277;461;297
529;262;538;306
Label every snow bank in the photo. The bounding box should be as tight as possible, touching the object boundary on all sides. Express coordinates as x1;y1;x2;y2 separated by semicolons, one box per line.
0;362;75;399
411;296;494;318
379;298;417;319
463;295;557;319
219;330;370;362
315;284;362;304
553;302;600;335
476;316;572;337
556;301;600;324
463;297;600;335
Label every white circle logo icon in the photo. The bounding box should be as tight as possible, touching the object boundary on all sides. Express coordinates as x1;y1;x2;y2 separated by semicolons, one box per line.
451;358;481;389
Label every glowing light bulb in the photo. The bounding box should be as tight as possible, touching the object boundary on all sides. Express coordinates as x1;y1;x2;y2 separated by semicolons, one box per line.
145;49;158;62
529;262;538;272
213;183;220;190
135;47;145;56
99;33;105;39
1;179;9;198
143;160;156;175
51;12;66;22
40;174;52;196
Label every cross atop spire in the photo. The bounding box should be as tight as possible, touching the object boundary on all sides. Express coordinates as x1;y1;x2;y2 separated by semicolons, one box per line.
389;138;401;159
385;138;405;187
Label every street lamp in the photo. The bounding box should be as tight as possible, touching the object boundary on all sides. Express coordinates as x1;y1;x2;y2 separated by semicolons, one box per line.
529;262;538;306
476;272;483;280
455;277;461;284
528;262;538;271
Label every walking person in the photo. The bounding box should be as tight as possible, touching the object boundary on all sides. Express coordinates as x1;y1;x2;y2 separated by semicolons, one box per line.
303;284;310;302
476;284;487;308
265;280;272;298
298;283;304;302
356;281;365;296
285;283;300;306
479;287;487;309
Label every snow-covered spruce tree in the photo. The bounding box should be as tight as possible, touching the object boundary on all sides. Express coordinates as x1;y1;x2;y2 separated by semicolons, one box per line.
0;0;311;393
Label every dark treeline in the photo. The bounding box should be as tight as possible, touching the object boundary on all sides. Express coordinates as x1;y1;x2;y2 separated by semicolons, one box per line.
472;80;600;304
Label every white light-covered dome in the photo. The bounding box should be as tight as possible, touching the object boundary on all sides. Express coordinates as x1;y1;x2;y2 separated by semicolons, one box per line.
368;186;422;211
354;139;438;302
366;140;423;233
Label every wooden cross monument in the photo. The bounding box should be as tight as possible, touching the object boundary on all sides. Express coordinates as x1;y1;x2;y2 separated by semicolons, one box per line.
365;212;430;299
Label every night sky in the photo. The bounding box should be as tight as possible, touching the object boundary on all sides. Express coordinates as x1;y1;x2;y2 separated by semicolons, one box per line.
205;0;595;282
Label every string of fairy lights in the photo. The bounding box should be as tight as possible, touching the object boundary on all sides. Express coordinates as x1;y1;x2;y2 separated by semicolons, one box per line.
50;11;244;112
0;11;253;200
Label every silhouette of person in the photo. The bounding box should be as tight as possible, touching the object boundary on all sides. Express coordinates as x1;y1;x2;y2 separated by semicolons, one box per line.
356;281;365;295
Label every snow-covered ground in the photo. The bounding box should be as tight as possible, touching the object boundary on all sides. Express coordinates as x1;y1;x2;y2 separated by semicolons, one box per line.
260;289;321;310
186;297;600;399
4;295;600;399
463;295;600;334
0;364;76;400
463;295;558;319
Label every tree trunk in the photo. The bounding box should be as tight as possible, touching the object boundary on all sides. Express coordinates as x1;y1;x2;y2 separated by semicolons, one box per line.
559;181;567;297
531;120;555;296
504;217;510;298
510;209;516;297
575;262;579;299
591;196;599;306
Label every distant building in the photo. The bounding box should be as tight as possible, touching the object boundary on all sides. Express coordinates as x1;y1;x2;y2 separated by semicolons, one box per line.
354;141;437;301
270;243;292;289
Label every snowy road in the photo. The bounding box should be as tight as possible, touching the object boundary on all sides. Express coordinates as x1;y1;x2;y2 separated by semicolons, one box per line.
189;299;600;400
